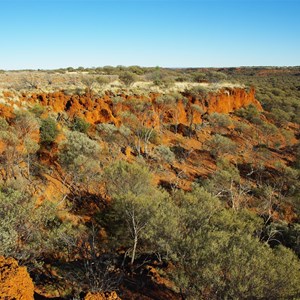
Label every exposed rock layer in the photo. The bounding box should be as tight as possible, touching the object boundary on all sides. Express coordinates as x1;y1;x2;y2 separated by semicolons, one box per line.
0;256;34;300
16;87;262;127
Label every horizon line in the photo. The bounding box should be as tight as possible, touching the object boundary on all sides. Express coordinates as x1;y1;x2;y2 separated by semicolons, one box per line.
2;65;300;72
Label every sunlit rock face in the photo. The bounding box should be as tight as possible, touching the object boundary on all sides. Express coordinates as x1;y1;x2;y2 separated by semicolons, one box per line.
0;256;34;300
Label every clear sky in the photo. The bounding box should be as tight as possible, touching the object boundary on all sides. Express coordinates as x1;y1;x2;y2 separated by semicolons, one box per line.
0;0;299;69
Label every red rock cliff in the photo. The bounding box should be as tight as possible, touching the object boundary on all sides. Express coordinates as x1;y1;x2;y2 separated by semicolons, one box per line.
206;87;262;114
18;87;262;128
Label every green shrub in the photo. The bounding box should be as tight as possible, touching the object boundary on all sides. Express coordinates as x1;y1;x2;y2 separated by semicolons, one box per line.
0;188;79;263
153;76;175;88
184;86;208;99
71;116;90;133
58;131;102;194
206;134;237;158
101;161;179;264
119;71;138;86
233;120;250;135
154;145;175;163
29;104;45;117
59;131;101;170
40;117;59;145
235;104;262;124
192;72;207;83
170;187;300;299
208;112;232;133
96;75;111;86
270;108;291;127
0;117;9;131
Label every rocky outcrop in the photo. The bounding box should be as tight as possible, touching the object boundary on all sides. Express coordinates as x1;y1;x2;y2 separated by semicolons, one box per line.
164;87;262;127
21;91;117;124
18;87;262;129
205;87;262;114
85;291;121;300
0;256;34;300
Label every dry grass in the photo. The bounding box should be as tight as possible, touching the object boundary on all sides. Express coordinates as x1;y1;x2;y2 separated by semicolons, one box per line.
0;70;245;96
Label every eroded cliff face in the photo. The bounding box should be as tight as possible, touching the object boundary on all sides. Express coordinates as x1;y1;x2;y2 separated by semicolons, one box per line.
0;256;34;300
14;87;261;129
206;87;262;114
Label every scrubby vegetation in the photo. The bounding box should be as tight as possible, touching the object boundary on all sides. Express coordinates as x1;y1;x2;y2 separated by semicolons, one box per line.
0;66;299;299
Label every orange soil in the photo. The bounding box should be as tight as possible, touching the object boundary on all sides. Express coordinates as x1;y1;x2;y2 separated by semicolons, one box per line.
0;256;34;300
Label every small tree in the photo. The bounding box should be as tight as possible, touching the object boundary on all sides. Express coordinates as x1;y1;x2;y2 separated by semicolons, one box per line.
121;108;156;156
206;134;237;158
170;187;300;299
203;159;251;211
260;122;278;147
102;161;178;265
154;145;175;164
119;71;137;87
235;104;262;125
40;117;59;146
0;112;40;180
96;75;111;88
208;112;232;134
192;72;207;83
0;188;79;264
71;116;90;133
14;111;40;176
188;104;204;136
81;75;98;95
184;86;208;100
59;131;101;197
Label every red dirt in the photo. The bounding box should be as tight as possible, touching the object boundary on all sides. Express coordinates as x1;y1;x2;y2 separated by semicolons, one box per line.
85;291;121;300
0;256;34;300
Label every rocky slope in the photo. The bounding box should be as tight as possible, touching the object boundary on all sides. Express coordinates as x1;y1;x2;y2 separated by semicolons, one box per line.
0;80;299;299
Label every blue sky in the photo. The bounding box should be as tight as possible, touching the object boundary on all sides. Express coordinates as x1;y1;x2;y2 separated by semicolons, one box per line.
0;0;299;69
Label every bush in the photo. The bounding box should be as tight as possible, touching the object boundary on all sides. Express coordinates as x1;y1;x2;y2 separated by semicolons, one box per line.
40;117;59;146
29;104;45;117
192;72;207;83
270;108;291;127
154;145;175;164
0;117;9;130
170;187;300;299
235;104;262;124
101;161;179;264
206;134;237;158
71;116;90;133
59;131;101;170
0;188;79;263
233;120;250;135
184;86;208;99
153;76;175;88
206;70;227;82
59;131;102;194
208;112;232;133
96;76;111;86
119;72;137;86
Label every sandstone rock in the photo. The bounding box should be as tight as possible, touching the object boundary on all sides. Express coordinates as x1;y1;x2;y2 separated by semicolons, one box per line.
0;256;34;300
